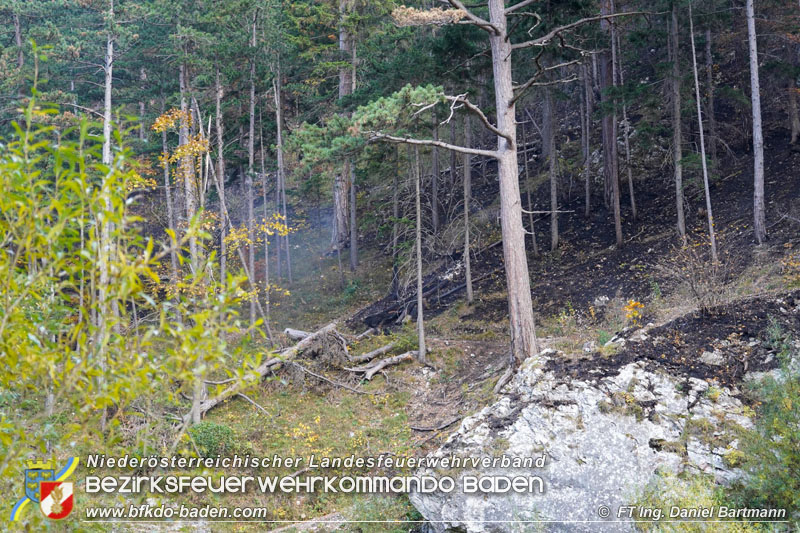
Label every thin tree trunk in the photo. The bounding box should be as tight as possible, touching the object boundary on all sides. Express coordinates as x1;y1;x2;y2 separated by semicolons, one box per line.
161;104;180;299
522;114;539;256
431;119;440;233
671;3;687;241
138;67;146;141
349;161;358;271
414;146;427;364
273;69;293;282
542;87;553;162
391;147;400;298
332;169;348;252
790;80;800;145
616;31;637;221
97;1;115;432
547;89;559;252
14;12;23;68
450;119;457;192
246;16;257;324
582;63;592;218
332;0;353;251
463;116;474;303
746;0;766;244
261;136;272;330
215;66;227;283
705;29;718;168
179;63;198;271
609;0;623;247
689;2;718;263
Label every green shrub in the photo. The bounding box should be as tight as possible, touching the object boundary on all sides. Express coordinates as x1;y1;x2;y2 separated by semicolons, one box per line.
634;473;765;532
734;334;799;523
189;421;238;456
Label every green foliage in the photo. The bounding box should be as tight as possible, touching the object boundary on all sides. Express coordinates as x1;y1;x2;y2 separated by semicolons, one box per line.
0;89;258;527
634;473;766;532
596;330;613;346
734;328;800;522
344;495;421;533
188;421;237;457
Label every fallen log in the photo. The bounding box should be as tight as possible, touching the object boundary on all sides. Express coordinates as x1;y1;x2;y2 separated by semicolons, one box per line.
345;351;415;381
284;328;311;341
184;323;338;423
349;342;397;364
356;328;375;340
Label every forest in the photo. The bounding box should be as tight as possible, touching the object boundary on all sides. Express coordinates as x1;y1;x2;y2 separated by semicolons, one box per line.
1;0;799;531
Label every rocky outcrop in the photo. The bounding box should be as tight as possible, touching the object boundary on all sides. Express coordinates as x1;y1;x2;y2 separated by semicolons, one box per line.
409;348;760;532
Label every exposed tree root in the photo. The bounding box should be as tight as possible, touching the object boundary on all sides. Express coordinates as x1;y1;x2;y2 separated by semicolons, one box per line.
493;365;515;394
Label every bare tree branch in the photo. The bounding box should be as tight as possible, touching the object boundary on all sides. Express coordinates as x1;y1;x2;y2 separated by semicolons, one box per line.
512;60;580;105
505;0;539;15
511;11;649;51
445;94;513;146
366;132;499;159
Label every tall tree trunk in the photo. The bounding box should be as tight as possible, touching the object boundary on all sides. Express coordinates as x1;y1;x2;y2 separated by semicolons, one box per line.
746;0;766;244
463;116;474;303
522;113;539;256
582;63;592;218
13;12;23;69
671;3;687;241
616;31;637;221
138;67;146;141
348;42;358;272
97;2;115;428
705;29;718;168
161;102;180;300
541;86;553;162
261;140;272;331
273;69;293;282
488;0;538;364
414;146;427;364
180;60;204;425
689;2;718;263
600;0;622;248
179;63;198;271
449;119;457;192
391;147;400;298
608;0;623;247
332;0;353;251
348;161;358;271
246;17;257;324
790;80;800;145
547;88;559;252
215;66;227;283
431;119;440;233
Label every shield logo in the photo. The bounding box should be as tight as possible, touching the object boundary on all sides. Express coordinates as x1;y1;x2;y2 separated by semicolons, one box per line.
24;467;54;502
39;481;74;520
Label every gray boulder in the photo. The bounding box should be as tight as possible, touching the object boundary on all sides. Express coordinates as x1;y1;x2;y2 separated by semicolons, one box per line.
409;349;754;532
